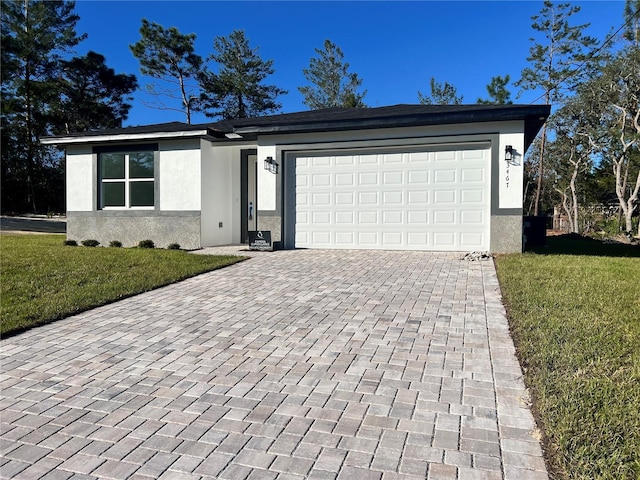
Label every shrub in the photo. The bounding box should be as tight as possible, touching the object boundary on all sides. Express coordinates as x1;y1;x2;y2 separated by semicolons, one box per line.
109;240;123;248
167;243;181;250
63;239;78;246
138;239;155;249
81;239;100;247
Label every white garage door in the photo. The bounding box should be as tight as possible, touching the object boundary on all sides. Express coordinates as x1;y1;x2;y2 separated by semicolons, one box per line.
294;146;491;251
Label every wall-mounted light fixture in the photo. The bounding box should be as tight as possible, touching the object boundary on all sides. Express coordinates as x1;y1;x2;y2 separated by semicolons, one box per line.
505;145;514;164
264;156;278;174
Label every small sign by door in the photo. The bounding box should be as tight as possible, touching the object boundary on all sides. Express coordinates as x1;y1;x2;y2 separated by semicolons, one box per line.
248;230;272;251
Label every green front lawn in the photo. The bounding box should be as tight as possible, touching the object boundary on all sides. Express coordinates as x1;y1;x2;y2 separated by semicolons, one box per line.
495;235;640;479
1;234;245;336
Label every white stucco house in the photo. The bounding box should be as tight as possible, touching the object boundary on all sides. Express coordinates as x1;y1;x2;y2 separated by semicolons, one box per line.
41;104;550;253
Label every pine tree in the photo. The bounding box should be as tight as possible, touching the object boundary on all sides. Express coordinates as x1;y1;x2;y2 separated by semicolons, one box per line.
418;77;463;105
1;0;86;213
623;0;640;46
199;30;286;120
50;51;138;134
298;40;367;109
477;75;513;104
130;20;203;124
516;0;599;216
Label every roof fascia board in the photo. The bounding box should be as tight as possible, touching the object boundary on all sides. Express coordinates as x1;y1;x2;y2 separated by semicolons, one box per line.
40;129;210;145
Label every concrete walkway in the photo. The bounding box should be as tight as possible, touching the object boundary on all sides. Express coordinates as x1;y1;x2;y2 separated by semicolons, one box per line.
0;250;548;480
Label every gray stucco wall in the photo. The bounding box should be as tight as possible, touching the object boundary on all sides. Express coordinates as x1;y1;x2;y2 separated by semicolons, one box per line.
490;215;523;253
256;215;281;243
67;212;201;250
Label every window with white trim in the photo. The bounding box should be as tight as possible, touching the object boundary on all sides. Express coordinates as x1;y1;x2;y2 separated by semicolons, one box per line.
99;150;155;208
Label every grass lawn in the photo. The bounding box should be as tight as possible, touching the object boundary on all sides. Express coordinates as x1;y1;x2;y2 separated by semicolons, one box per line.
495;235;640;479
1;234;245;337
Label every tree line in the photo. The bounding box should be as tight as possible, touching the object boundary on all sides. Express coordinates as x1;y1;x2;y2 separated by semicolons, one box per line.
1;0;639;239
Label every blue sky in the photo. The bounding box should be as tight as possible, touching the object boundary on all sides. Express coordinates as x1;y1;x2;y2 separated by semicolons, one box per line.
72;0;625;127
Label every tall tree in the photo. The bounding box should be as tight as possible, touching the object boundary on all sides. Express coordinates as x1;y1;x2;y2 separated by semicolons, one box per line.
547;100;594;234
199;30;286;120
298;39;367;109
130;20;203;124
1;0;86;213
50;51;137;134
516;0;599;216
418;77;463;105
623;0;640;46
577;45;640;236
477;75;513;104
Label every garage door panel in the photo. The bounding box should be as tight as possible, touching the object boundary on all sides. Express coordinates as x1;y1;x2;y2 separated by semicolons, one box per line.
461;190;484;203
433;232;455;246
383;171;403;184
383;191;403;204
433;210;456;224
408;191;429;205
461;232;485;249
434;151;455;162
335;173;354;186
358;232;378;245
433;190;456;203
336;156;354;166
408;170;429;184
461;210;485;224
335;192;354;205
461;168;484;183
383;153;403;164
408;151;431;163
358;211;378;224
408;211;428;224
382;211;403;223
383;232;403;245
312;157;330;167
408;232;428;245
312;174;331;187
335;211;354;223
296;193;309;206
297;174;309;187
359;172;379;185
359;154;378;165
296;211;309;224
358;192;379;205
312;212;331;224
434;169;456;183
463;149;484;160
335;232;354;245
295;147;490;251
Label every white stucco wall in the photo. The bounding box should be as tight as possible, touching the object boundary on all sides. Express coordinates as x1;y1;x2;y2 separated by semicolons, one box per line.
498;131;525;209
66;146;94;211
201;142;244;247
159;139;201;211
256;145;277;211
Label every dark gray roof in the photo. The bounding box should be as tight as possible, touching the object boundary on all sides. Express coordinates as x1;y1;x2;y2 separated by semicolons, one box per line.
43;104;551;148
208;104;550;147
212;104;546;131
54;121;211;138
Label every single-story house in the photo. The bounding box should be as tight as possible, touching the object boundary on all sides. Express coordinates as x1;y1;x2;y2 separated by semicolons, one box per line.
41;104;550;253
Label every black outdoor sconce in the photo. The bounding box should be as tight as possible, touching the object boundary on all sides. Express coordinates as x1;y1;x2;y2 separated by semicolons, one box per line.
505;145;515;164
264;156;278;174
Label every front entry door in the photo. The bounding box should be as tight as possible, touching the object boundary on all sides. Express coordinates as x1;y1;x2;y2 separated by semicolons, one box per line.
241;150;258;244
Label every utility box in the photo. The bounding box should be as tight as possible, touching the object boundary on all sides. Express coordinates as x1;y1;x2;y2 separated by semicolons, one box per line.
523;216;547;249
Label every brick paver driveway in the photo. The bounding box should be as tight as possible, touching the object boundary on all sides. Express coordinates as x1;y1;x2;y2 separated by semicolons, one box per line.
1;250;548;480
